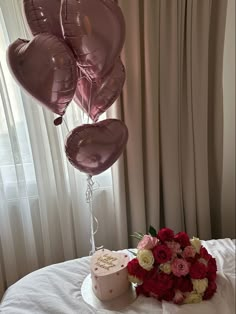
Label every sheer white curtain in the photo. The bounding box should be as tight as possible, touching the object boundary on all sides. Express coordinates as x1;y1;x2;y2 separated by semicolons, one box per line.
0;0;127;297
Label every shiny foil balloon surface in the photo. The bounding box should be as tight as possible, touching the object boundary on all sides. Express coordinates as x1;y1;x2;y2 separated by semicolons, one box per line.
24;0;63;38
65;119;128;176
7;34;78;116
74;59;125;122
61;0;125;80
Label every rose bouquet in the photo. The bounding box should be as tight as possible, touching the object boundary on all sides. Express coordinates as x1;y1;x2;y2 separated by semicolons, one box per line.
127;227;217;304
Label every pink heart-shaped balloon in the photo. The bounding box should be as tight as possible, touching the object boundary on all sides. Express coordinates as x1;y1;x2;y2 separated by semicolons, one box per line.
65;119;128;176
24;0;63;38
7;34;78;116
61;0;125;80
74;59;126;122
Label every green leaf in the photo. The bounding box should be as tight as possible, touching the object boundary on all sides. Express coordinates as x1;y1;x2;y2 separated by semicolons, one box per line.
130;234;143;240
134;232;144;238
136;232;145;237
130;232;144;240
148;225;157;237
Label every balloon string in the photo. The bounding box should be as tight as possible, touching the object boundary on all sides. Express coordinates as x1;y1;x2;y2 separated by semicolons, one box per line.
78;76;87;81
65;0;68;21
63;118;70;133
79;68;86;124
87;80;92;124
86;175;100;255
77;74;88;123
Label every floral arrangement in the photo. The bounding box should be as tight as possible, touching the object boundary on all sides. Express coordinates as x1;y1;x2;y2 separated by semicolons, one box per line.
127;227;217;304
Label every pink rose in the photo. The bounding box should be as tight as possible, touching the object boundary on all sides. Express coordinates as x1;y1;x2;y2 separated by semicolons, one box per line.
183;246;196;258
166;241;182;257
173;290;185;304
171;258;190;277
137;235;158;250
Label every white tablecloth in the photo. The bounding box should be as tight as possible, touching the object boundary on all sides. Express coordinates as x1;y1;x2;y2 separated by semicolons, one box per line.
0;239;235;314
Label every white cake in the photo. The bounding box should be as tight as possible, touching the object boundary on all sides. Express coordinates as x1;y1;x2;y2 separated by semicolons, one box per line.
90;249;130;301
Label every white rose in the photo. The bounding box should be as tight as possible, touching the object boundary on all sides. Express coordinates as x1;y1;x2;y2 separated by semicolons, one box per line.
184;291;203;304
192;278;208;294
137;249;154;271
160;263;172;274
128;275;143;284
190;237;201;254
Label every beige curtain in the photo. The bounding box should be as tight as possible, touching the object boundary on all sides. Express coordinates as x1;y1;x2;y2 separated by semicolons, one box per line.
113;0;228;245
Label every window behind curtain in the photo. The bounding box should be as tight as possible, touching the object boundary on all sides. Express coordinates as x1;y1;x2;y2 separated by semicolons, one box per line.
0;4;117;297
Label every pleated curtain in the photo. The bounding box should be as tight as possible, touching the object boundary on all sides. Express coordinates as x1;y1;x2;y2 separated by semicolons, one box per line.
114;0;228;245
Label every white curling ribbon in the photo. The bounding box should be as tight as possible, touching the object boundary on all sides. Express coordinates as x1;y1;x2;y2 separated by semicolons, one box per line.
86;175;101;255
83;78;100;255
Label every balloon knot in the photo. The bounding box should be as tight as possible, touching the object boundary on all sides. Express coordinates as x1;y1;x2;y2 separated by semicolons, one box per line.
54;116;63;126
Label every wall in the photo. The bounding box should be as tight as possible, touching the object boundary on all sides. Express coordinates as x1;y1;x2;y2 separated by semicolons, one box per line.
222;0;235;238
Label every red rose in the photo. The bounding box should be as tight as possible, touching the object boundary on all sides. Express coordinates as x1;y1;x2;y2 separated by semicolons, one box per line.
153;244;172;264
143;279;160;296
174;276;193;292
145;267;158;280
157;228;174;242
189;261;207;279
208;257;217;273
203;280;217;300
174;232;190;247
143;273;174;296
207;272;217;281
136;284;150;297
200;246;212;261
185;255;199;264
161;289;175;301
207;257;217;280
157;273;174;295
127;258;148;280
